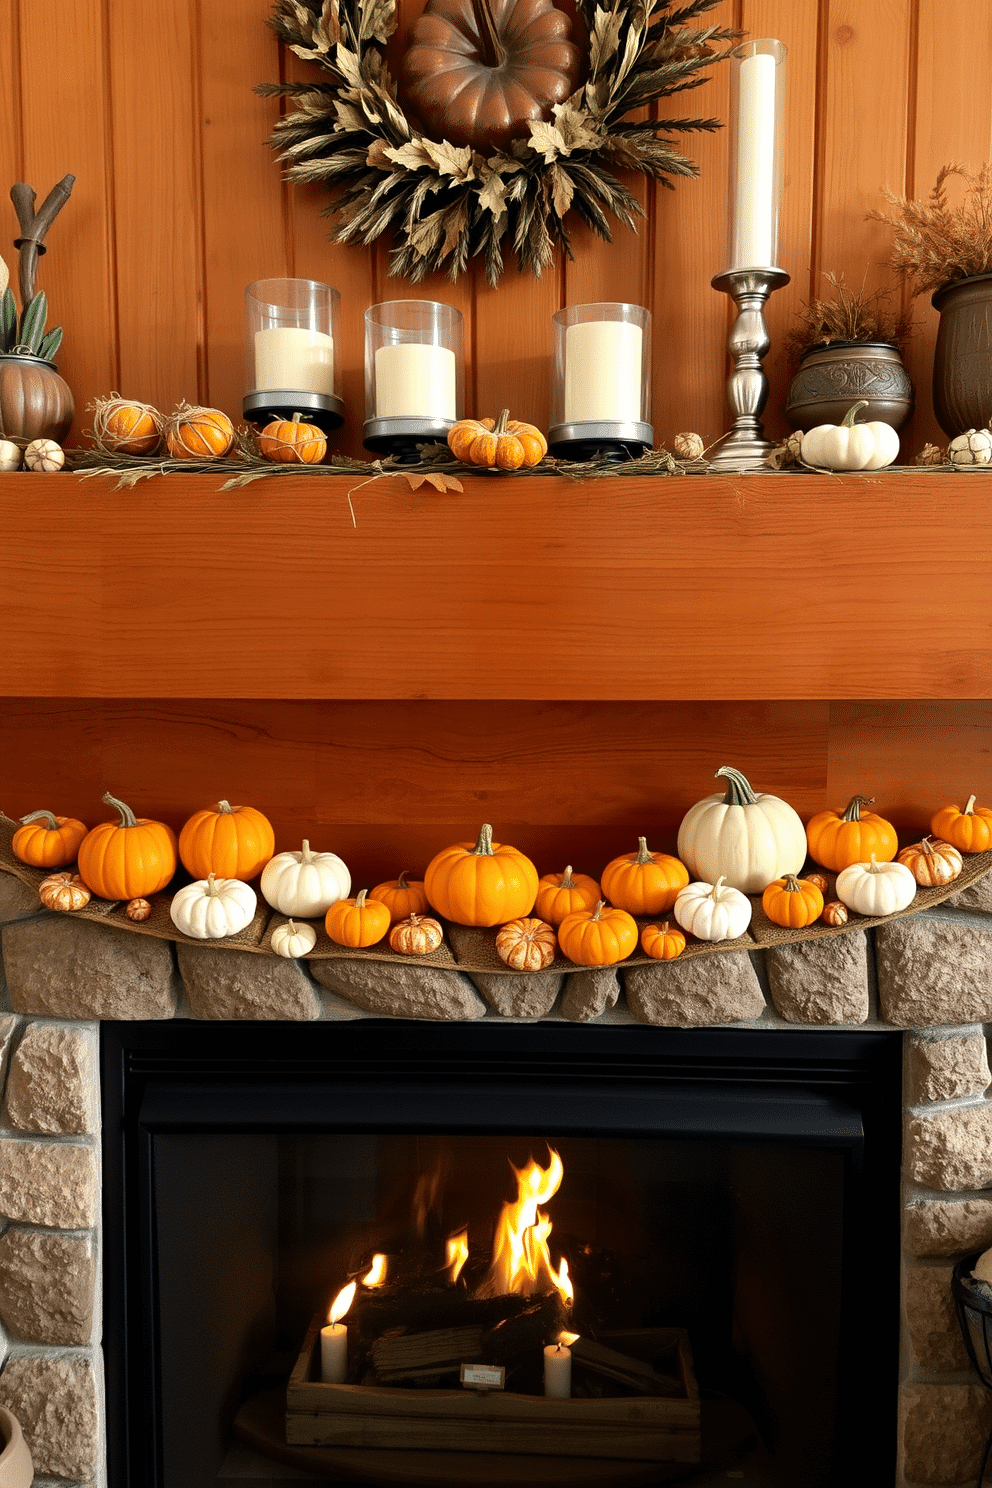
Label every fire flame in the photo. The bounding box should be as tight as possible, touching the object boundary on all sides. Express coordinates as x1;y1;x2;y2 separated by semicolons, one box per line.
328;1280;356;1326
362;1254;387;1287
446;1229;469;1284
478;1148;572;1304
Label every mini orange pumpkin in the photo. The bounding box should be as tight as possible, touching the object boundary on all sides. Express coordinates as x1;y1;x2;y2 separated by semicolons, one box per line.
557;900;638;967
761;873;824;928
495;917;558;970
93;395;163;455
600;837;689;916
369;871;430;924
258;411;326;465
77;791;178;900
931;795;992;853
325;889;391;948
178;800;275;882
533;866;601;928
425;823;538;926
389;912;444;955
897;836;963;887
38;872;91;912
805;795;898;871
447;410;547;470
12;810;88;869
640;920;686;961
165;404;235;460
822;900;848;927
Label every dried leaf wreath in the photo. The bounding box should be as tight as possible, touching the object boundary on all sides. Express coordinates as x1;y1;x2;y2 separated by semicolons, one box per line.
259;0;737;284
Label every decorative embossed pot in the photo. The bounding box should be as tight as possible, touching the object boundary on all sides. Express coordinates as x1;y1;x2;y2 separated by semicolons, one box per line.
931;273;992;438
0;1406;33;1488
785;341;914;432
0;353;74;444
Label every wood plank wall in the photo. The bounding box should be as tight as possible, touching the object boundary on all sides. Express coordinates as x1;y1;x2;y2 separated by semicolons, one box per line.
2;0;991;460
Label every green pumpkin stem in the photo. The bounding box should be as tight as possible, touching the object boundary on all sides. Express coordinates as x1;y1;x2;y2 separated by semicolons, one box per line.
841;401;869;428
102;791;138;828
634;836;653;864
19;809;59;831
469;824;495;857
715;767;758;807
841;795;874;822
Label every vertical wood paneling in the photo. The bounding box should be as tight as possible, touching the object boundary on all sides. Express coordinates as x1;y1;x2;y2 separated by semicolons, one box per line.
474;265;558;429
0;0;22;225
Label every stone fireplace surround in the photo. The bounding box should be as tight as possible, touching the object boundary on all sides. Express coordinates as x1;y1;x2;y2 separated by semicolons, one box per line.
0;864;991;1487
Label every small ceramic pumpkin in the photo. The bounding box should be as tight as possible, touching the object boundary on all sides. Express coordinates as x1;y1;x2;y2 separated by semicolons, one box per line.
170;873;258;939
260;840;351;917
800;401;900;470
325;889;391;948
165;404;235;460
931;796;992;854
179;800;275;882
425;823;538;926
805;795;898;871
368;871;430;924
600;837;689;916
761;873;824;928
126;897;152;922
835;854;917;916
12;810;88;868
495;916;557;970
258;411;326;465
0;438;21;470
270;919;318;958
38;871;91;912
896;836;963;887
533;866;601;928
677;766;807;894
23;437;63;471
948;428;992;466
673;877;752;943
557;900;638;966
640;920;686;961
822;899;848;927
93;394;163;455
447;410;547;470
389;912;445;956
77;791;178;900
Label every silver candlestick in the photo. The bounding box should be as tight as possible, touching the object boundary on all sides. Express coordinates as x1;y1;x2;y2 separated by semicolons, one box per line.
709;267;790;470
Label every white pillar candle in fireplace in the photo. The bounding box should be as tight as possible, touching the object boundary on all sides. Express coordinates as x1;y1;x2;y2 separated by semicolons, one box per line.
543;1340;572;1398
731;50;777;269
374;342;457;419
320;1280;356;1383
254;327;335;393
564;320;642;422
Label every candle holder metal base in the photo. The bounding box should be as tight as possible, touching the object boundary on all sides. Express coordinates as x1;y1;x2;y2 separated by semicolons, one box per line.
709;268;789;471
243;390;344;433
363;416;455;464
548;421;654;462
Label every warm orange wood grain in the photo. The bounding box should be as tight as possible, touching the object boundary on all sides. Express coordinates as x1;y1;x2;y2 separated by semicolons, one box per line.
2;471;989;700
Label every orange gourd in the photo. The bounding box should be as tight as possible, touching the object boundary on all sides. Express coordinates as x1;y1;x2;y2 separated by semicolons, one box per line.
424;823;538;926
12;810;88;869
258;412;326;465
805;795;898;871
447;410;547;470
369;871;430;924
761;873;824;928
93;395;163;455
557;900;638;967
931;795;992;853
495;917;558;970
640;920;686;961
165;404;235;460
600;837;689;916
77;791;178;900
389;912;444;955
325;889;391;948
178;800;275;882
533;866;601;928
38;872;91;912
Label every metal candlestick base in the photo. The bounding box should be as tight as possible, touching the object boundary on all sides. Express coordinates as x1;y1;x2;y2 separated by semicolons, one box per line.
709;268;790;471
363;416;455;463
243;390;344;433
548;420;654;462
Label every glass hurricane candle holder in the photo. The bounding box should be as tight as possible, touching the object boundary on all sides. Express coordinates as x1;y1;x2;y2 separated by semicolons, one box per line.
243;278;343;432
363;301;464;461
548;304;653;460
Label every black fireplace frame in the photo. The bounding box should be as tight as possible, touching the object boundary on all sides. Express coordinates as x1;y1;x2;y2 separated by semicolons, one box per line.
101;1017;903;1487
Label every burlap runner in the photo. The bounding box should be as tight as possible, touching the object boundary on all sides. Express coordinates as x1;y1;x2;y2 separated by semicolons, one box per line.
1;817;990;974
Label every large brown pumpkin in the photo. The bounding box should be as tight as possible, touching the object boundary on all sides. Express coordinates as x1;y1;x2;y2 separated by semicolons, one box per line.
0;354;73;443
400;0;581;155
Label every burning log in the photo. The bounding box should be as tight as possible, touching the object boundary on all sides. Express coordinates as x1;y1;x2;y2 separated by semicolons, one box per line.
481;1291;569;1367
372;1325;485;1382
355;1283;531;1343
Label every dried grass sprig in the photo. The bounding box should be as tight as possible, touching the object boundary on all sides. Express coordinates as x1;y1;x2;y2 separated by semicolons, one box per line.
869;163;992;297
783;273;916;363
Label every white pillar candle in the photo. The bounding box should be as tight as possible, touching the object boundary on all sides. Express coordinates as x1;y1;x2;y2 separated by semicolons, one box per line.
564;321;643;423
320;1321;348;1383
731;51;778;269
254;327;335;394
543;1341;572;1398
374;343;457;419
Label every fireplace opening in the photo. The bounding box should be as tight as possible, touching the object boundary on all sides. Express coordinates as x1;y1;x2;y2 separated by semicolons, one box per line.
101;1020;902;1487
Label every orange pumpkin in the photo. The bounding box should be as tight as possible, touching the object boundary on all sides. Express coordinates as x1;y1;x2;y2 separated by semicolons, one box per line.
931;795;992;853
325;889;391;948
258;411;326;465
389;912;444;955
897;836;963;886
805;795;898;871
424;823;538;926
557;900;638;967
165;404;235;460
12;810;88;869
600;837;689;916
447;410;547;470
761;873;824;928
369;871;430;924
822;900;848;927
178;800;275;882
77;791;178;900
94;396;163;455
640;920;686;961
533;866;601;928
495;917;558;971
38;872;91;912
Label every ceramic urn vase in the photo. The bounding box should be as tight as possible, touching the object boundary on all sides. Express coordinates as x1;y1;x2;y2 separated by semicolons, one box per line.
0;353;74;444
931;273;992;438
785;341;914;433
0;1406;33;1488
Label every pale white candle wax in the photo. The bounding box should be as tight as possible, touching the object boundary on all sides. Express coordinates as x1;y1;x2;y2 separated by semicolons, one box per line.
374;342;457;419
254;327;335;394
320;1322;348;1384
731;51;778;269
543;1341;572;1398
564;320;643;423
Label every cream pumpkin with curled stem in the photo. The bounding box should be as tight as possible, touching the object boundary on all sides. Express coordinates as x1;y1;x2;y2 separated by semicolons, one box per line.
800;401;900;470
835;854;917;916
260;840;351;918
677;766;807;895
673;877;752;943
270;919;318;958
170;873;258;940
496;917;557;971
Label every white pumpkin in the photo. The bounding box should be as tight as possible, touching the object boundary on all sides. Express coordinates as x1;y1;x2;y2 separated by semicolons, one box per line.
170;873;257;939
673;876;752;943
800;402;900;471
23;438;64;472
677;766;807;895
270;918;317;958
835;854;917;917
0;439;21;472
260;839;351;917
948;428;992;466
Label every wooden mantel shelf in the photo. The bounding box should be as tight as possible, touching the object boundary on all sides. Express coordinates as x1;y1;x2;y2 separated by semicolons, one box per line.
3;470;990;701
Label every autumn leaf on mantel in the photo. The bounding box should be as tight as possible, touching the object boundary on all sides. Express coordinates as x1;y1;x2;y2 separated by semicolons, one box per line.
403;472;463;492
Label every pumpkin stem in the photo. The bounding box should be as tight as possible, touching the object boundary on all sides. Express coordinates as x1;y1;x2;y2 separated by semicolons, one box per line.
205;873;219;896
355;889;369;906
841;401;869;428
492;408;510;436
560;866;576;887
470;0;505;68
19;810;59;830
867;854;881;872
634;836;653;864
711;876;726;896
964;794;978;815
397;870;410;888
841;795;874;822
300;839;314;863
590;899;605;921
715;768;758;807
469;824;495;857
102;791;138;828
218;800;235;814
287;919;298;931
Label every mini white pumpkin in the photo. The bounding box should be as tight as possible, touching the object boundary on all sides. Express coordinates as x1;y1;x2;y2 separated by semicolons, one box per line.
23;438;64;472
0;439;21;471
260;839;351;917
677;765;807;895
270;918;317;958
835;854;917;917
673;876;752;942
800;401;900;471
948;428;992;466
170;873;257;939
